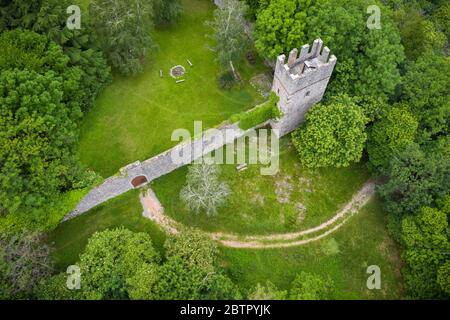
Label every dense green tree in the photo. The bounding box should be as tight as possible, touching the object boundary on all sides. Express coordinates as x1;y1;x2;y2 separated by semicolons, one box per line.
0;0;41;30
90;0;155;75
254;0;310;59
0;0;111;111
33;0;111;111
367;105;418;170
289;272;334;300
248;281;287;299
151;256;206;299
79;228;159;299
431;3;449;44
208;0;249;67
0;232;52;299
126;263;160;300
307;0;404;100
378;143;450;219
154;0;183;25
199;272;242;300
393;5;446;61
0;29;103;229
401;202;450;299
437;261;450;296
402;54;450;140
243;0;265;20
0;69;80;217
34;273;82;300
0;28;83;114
164;228;218;273
292;98;368;168
40;227;240;300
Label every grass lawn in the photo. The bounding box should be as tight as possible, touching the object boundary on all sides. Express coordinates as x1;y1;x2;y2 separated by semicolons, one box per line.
47;190;166;272
151;137;371;235
221;197;404;299
77;0;267;177
48;189;404;299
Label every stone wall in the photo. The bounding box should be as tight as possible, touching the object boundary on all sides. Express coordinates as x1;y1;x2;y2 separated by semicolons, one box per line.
63;123;257;221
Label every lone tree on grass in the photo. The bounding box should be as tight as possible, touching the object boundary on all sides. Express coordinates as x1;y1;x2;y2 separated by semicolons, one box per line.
180;163;230;216
207;0;249;68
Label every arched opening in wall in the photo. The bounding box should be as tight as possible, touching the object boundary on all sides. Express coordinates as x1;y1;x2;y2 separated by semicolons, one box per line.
131;175;148;188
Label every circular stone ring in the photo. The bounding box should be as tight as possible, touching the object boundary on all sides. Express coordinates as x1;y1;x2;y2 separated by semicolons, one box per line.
170;65;186;78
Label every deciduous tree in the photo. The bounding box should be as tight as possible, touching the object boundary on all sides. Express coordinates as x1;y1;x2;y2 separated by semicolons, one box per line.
180;164;231;216
367;105;418;171
254;0;310;59
90;0;155;75
292;98;368;168
208;0;249;67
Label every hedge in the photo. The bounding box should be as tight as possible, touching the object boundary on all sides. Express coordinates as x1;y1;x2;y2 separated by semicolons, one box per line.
231;93;281;130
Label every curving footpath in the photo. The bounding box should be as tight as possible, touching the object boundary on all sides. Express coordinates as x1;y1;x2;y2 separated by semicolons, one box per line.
140;180;376;248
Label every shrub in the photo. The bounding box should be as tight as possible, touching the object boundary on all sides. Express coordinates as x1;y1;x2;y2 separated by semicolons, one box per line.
232;93;280;129
218;70;236;90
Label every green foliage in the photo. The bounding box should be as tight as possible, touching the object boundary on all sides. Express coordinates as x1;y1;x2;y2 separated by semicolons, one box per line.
307;0;404;100
292;98;368;168
33;0;111;111
0;232;52;299
0;0;111;111
0;183;97;233
437;261;450;296
42;227;240;300
0;29;82;113
402;54;450;140
126;263;160;300
254;0;310;59
90;0;155;76
401;203;450;299
248;281;288;299
367;105;418;170
217;70;236;90
208;0;249;67
378;143;450;220
243;0;264;20
393;5;446;60
34;273;82;300
0;0;41;30
79;228;159;299
289;272;334;300
164;229;218;273
151;256;206;299
232;93;280;129
431;3;449;44
154;0;183;25
0;68;80;218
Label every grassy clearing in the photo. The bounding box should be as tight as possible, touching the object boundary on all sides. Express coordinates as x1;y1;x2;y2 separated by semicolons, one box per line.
77;0;267;177
47;190;166;272
221;197;404;299
151;137;370;235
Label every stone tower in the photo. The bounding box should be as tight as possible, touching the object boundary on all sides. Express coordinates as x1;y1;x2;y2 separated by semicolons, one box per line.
270;39;337;137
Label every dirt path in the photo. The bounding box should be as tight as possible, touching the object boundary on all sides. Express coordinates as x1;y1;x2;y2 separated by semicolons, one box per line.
140;180;376;248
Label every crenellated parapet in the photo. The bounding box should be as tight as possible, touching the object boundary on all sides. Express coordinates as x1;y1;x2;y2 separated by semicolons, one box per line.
271;39;337;137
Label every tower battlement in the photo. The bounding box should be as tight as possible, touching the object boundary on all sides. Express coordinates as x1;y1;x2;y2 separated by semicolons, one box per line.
271;39;337;137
